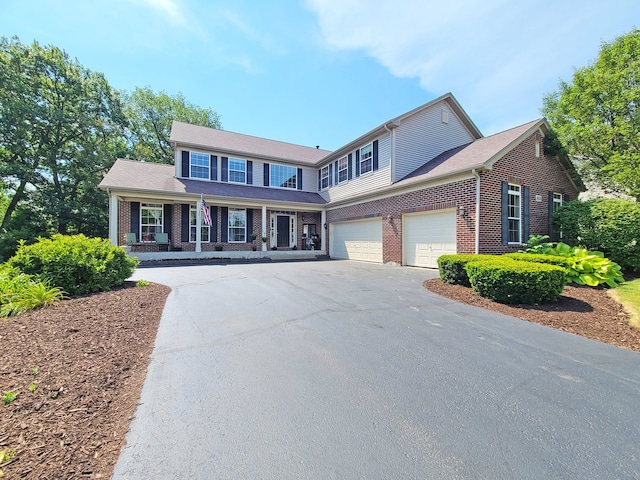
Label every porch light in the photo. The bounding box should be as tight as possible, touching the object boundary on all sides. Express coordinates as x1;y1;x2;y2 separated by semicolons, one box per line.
458;205;466;217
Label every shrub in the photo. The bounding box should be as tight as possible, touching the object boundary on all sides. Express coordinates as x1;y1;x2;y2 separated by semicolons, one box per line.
553;198;640;272
8;234;138;295
437;254;497;287
0;264;64;317
541;243;624;288
465;258;567;305
503;252;569;268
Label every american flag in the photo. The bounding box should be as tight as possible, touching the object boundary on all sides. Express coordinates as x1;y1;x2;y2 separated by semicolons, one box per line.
201;198;212;226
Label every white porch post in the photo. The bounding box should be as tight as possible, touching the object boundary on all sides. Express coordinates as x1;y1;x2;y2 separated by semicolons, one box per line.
321;209;327;254
195;199;202;252
262;205;267;251
108;191;118;246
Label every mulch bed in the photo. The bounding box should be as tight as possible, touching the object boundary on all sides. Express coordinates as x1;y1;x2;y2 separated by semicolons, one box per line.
0;282;170;479
423;279;640;353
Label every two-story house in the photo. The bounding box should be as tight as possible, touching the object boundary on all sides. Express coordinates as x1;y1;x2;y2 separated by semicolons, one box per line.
99;93;584;268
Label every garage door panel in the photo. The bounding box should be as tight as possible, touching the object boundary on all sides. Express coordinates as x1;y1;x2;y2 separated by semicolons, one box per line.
330;219;382;263
403;210;456;268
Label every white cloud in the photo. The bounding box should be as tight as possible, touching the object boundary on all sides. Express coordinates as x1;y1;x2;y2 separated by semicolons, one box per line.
137;0;187;25
305;0;638;134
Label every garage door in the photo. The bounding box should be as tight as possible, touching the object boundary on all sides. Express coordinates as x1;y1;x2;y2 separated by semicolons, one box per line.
403;210;456;268
330;219;383;263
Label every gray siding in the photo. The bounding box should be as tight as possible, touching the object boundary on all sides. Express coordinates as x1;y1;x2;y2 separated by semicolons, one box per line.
394;102;475;181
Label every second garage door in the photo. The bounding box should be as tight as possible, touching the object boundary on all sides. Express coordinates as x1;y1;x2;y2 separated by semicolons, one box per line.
403;210;457;268
330;218;383;263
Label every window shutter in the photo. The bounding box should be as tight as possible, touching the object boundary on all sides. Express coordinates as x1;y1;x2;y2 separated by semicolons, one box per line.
334;161;339;184
211;206;218;242
210;155;218;181
221;207;228;242
181;151;189;178
329;163;333;186
246;160;253;185
373;140;379;171
501;181;508;244
163;204;172;241
130;202;140;241
355;149;360;177
522;186;530;244
181;204;189;242
318;169;321;191
563;193;570;202
264;163;270;186
297;168;303;190
221;157;228;182
246;209;253;242
548;191;555;240
348;153;353;180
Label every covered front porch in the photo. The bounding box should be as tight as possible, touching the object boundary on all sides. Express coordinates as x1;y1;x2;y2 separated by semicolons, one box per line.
124;247;329;262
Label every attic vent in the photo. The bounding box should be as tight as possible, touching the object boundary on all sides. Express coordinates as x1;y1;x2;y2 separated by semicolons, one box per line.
441;108;449;124
535;141;541;157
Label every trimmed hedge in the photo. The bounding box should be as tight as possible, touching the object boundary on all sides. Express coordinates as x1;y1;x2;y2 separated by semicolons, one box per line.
8;234;139;295
465;258;567;305
437;254;497;287
503;252;569;268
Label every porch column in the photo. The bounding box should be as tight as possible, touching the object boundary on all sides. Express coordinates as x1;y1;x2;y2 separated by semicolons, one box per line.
196;199;202;252
321;209;327;254
262;206;267;251
108;192;118;246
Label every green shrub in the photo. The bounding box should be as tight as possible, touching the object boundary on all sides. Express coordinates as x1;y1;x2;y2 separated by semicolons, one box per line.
465;258;567;305
553;198;640;272
541;243;624;288
520;234;554;254
7;234;138;295
0;264;64;317
437;254;497;286
503;252;569;268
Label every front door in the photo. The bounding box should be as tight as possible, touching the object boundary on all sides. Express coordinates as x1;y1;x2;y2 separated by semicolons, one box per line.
277;215;290;247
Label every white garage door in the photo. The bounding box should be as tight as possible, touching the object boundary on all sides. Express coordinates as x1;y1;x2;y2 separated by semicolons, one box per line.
330;219;383;263
403;210;456;268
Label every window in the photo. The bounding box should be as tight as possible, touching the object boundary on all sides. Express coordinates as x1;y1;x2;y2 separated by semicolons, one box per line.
508;184;521;243
552;192;563;212
320;165;329;190
141;203;163;242
228;208;246;242
189;205;210;242
270;164;298;189
190;152;210;179
535;141;541;158
228;158;246;183
337;156;348;183
360;143;373;174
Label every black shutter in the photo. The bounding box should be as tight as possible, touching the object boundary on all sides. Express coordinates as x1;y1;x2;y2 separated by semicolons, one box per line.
297;168;303;190
264;163;270;186
334;160;339;184
329;163;333;186
163;204;172;241
548;191;555;240
221;157;228;182
247;160;253;185
246;209;253;242
501;181;509;244
355;149;360;177
221;207;228;242
130;202;140;241
210;155;218;181
318;169;321;191
348;153;353;180
211;206;218;242
522;186;530;244
373;140;379;171
181;204;190;243
181;151;189;178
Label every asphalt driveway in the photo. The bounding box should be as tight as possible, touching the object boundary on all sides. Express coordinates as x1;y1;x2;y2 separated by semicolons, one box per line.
112;260;640;479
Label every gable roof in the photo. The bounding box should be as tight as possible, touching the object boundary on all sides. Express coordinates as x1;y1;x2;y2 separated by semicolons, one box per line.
170;121;331;165
99;159;326;205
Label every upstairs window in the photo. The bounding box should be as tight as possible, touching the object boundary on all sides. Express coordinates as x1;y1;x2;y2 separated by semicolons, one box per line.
270;164;298;189
337;156;348;183
360;143;373;174
140;203;163;242
228;158;246;183
190;152;210;179
320;165;329;190
507;184;521;244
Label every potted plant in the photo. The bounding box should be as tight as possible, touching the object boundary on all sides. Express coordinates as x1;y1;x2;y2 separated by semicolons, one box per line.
251;233;258;241
214;243;223;251
261;236;268;243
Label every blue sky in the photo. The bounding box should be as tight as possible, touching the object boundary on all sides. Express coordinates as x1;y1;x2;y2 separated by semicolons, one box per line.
1;0;637;151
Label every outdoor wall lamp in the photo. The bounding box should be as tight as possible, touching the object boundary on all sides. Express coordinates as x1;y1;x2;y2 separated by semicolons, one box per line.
324;223;327;229
458;205;466;217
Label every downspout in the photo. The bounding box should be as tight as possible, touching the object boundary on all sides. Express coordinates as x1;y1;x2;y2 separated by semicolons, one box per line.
472;169;480;254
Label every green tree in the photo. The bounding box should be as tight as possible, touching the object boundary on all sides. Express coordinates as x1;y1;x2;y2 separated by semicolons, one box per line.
123;86;221;164
0;36;127;239
542;29;640;199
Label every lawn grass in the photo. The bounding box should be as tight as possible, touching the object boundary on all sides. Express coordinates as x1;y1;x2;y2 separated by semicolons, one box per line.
609;278;640;329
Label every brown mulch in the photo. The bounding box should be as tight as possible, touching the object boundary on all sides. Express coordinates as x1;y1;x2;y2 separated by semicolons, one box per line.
0;282;170;479
424;278;640;353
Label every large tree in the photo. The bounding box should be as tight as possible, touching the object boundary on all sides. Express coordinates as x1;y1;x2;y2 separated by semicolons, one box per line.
0;36;127;239
123;86;221;164
542;29;640;200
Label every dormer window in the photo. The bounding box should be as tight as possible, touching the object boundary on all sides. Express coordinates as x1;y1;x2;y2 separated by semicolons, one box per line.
360;143;373;174
190;152;210;179
228;158;246;183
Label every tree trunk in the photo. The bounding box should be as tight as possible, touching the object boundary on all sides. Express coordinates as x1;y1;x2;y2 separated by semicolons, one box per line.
1;179;27;230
